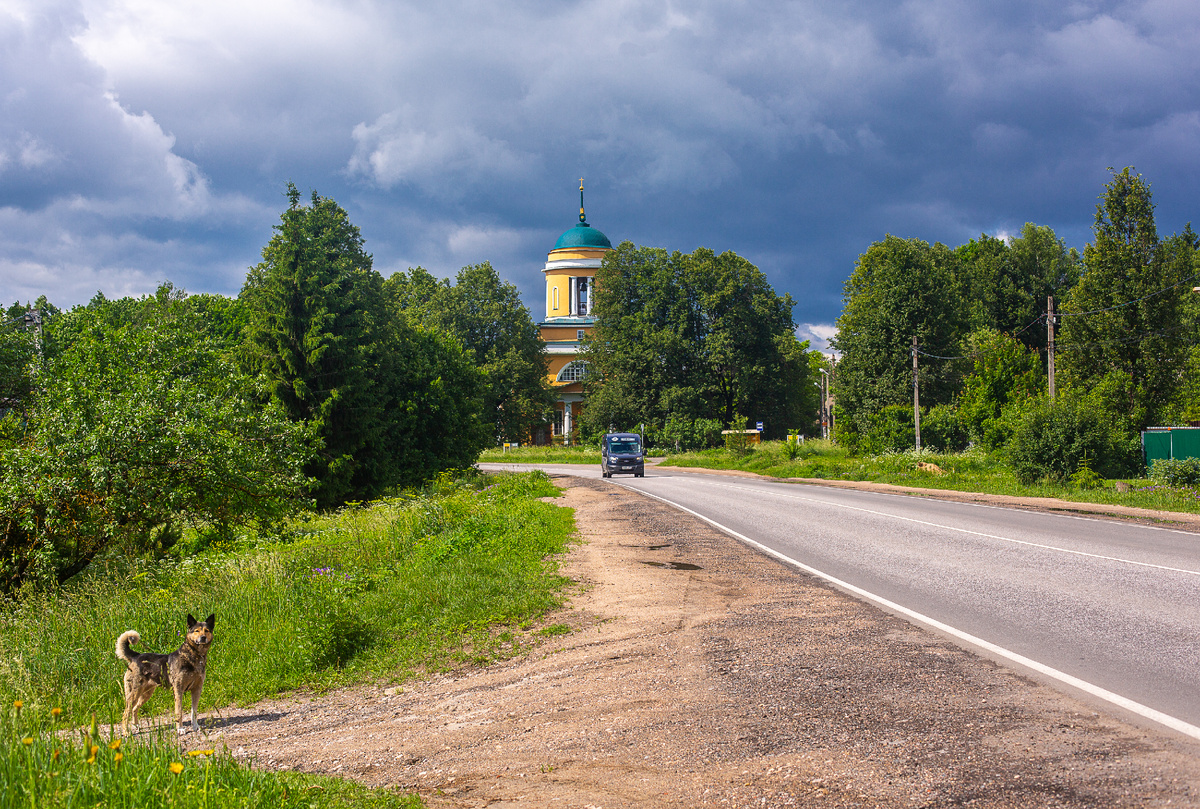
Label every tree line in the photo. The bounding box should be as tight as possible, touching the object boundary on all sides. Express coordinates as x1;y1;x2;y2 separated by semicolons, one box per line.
832;167;1200;481
0;185;554;590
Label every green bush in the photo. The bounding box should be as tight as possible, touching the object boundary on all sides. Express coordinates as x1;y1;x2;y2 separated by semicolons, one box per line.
656;415;724;452
1149;457;1200;487
1006;392;1142;484
859;404;914;454
921;403;969;452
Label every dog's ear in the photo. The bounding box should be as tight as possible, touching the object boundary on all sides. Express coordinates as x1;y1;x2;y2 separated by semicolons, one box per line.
205;614;215;629
187;614;197;627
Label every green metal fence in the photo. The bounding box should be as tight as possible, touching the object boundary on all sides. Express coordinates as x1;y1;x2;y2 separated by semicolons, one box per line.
1142;427;1200;467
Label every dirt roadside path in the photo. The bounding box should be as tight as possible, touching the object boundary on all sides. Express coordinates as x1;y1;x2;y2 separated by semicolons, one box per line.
209;474;1200;808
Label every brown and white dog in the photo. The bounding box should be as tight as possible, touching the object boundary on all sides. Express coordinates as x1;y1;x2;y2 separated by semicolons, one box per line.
115;613;215;734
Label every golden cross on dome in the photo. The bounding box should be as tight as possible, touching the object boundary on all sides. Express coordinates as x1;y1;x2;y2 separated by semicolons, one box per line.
578;178;586;222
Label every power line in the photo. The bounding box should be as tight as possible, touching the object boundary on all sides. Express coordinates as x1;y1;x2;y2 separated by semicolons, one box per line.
1057;272;1200;318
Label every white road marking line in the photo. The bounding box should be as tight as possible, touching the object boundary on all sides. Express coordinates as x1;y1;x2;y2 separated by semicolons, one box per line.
621;482;1200;743
693;478;1200;578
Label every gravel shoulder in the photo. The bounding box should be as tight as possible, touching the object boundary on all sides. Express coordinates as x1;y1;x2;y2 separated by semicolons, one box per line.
205;474;1200;808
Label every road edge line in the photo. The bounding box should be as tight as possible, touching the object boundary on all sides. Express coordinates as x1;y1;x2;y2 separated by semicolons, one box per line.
621;482;1200;743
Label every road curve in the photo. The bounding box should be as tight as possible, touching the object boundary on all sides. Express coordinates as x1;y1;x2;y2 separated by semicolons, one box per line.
480;462;1200;739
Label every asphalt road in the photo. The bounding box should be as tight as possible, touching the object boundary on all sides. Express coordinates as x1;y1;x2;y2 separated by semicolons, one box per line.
480;461;1200;739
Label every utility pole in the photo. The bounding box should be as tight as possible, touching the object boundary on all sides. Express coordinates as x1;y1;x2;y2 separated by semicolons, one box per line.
912;335;921;452
818;368;829;440
1047;296;1056;401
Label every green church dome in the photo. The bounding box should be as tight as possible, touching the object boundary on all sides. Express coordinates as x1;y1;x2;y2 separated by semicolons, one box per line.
554;222;613;250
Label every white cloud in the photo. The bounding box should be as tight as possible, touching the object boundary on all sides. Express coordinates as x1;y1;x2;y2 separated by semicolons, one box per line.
348;110;534;194
797;323;837;355
446;224;527;262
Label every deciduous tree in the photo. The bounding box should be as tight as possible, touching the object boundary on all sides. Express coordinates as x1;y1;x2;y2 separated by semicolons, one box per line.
581;243;813;438
0;289;316;590
386;262;553;443
1058;168;1194;429
831;236;967;442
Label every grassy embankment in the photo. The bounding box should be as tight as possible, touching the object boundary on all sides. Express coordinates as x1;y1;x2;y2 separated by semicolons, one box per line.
663;439;1200;514
0;470;575;808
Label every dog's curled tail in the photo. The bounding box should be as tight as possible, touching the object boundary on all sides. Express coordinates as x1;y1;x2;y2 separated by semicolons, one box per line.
115;630;141;663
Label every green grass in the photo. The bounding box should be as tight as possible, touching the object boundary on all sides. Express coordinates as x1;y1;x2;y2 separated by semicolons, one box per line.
662;439;1200;516
0;470;576;808
478;444;602;463
1;703;418;808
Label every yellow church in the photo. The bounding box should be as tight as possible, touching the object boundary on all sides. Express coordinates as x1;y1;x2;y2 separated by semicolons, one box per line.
538;181;613;443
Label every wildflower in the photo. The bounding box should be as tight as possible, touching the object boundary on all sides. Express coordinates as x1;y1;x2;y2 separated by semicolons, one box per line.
114;752;124;767
21;737;32;745
51;707;62;720
187;749;215;757
12;700;22;712
169;762;184;775
52;750;60;762
109;738;121;750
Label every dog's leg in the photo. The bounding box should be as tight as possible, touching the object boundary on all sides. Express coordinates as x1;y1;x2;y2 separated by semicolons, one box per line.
189;686;202;732
173;684;186;735
122;670;135;733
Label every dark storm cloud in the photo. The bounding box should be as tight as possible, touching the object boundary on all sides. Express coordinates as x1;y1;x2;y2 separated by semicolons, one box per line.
2;0;1198;339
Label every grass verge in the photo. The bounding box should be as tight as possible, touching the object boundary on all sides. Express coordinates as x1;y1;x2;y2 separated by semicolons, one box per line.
661;439;1200;515
0;470;575;807
478;445;601;464
2;703;418;808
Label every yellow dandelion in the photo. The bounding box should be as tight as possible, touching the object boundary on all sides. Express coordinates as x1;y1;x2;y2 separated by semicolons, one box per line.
12;700;22;711
52;750;60;762
169;762;184;775
86;754;96;765
21;737;33;746
109;738;121;750
50;707;63;719
114;752;124;767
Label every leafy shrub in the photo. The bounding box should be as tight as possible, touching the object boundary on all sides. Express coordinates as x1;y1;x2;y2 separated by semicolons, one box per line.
1149;457;1200;487
859;404;914;454
921;403;969;452
656;415;724;452
1006;392;1142;484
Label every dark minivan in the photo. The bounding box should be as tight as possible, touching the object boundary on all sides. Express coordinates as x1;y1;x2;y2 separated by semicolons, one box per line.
600;432;644;478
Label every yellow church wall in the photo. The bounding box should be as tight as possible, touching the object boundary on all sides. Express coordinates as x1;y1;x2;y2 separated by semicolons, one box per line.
540;324;593;342
543;268;601;318
548;247;609;262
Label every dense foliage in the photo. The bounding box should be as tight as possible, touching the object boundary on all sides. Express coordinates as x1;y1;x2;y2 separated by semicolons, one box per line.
240;186;490;506
580;243;818;440
0;288;315;590
831;168;1199;482
1058;168;1196;430
385;262;554;443
831;235;966;445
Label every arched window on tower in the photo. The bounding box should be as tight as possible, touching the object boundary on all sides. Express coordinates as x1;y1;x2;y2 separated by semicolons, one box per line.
556;361;590;382
568;277;590;316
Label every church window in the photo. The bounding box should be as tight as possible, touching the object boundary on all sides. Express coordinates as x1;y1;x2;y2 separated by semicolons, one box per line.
577;277;589;315
556;361;590;382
